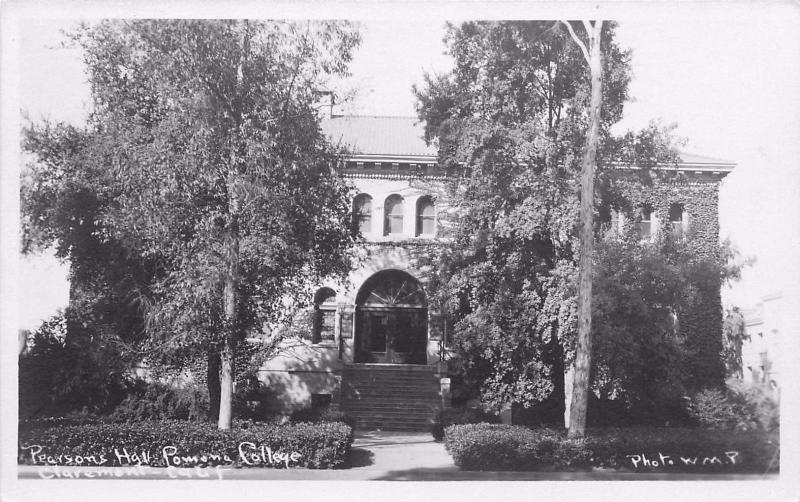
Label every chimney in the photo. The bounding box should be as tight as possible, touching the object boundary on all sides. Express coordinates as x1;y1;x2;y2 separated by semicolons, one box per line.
315;90;335;119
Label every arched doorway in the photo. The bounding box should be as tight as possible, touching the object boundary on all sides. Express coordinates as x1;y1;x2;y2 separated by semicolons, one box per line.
355;270;428;364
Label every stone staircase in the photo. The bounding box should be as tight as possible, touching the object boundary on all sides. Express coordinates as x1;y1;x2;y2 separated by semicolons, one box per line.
341;364;441;431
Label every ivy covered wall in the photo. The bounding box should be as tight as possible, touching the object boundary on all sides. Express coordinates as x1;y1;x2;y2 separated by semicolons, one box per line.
604;170;727;391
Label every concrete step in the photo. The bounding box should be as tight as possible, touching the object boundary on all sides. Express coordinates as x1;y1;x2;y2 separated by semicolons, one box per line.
343;406;435;416
343;376;438;384
343;383;438;389
345;384;436;390
342;385;438;393
344;379;437;385
343;395;437;402
344;386;437;393
342;394;439;402
342;404;437;414
352;421;433;432
342;399;437;407
344;364;436;372
351;417;433;425
343;376;438;383
342;402;436;410
340;364;441;432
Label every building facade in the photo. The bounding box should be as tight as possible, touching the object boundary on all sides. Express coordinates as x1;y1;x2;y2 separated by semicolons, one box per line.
255;115;735;430
742;293;784;395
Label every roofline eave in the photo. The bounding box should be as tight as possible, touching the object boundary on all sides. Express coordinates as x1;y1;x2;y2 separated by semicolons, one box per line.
337;154;736;174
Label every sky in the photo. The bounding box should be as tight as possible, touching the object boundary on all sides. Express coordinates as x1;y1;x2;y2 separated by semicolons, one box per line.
9;4;800;331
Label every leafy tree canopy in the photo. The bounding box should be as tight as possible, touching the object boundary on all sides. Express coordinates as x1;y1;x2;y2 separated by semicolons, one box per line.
415;21;687;415
22;20;362;376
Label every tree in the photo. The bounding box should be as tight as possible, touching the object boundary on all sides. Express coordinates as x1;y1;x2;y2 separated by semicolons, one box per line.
22;20;361;429
590;228;692;421
561;20;603;438
415;21;632;418
415;21;689;424
22;121;159;416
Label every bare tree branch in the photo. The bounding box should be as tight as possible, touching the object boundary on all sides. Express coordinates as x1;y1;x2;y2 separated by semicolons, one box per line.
560;21;590;64
582;20;594;40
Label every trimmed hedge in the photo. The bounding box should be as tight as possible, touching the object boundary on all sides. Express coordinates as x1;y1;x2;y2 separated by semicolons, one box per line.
444;424;779;473
19;419;353;469
444;424;589;471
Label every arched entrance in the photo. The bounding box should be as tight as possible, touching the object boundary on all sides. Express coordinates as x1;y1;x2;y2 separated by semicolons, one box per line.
355;270;428;364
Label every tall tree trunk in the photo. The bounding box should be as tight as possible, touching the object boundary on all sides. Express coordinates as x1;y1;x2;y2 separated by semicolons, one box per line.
207;349;221;421
563;20;603;438
218;21;249;430
218;211;239;430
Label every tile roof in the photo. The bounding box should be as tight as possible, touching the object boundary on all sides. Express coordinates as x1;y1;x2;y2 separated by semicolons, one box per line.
677;152;735;166
321;115;735;167
321;115;437;157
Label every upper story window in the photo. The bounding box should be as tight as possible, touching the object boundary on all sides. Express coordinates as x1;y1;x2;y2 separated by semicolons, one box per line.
352;194;372;235
636;205;653;239
384;194;404;236
312;287;337;344
416;196;436;236
669;203;685;238
598;205;623;234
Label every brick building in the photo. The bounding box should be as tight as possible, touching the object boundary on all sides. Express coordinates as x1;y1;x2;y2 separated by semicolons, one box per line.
255;115;735;430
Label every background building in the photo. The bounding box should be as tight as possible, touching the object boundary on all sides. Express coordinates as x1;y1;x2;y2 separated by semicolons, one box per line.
742;292;784;396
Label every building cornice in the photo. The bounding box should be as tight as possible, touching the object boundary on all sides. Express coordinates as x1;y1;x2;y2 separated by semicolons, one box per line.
336;155;736;181
344;153;438;164
343;172;447;181
610;162;735;178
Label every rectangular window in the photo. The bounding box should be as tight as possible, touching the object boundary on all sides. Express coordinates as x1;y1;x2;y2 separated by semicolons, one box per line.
386;215;402;234
339;311;353;339
637;207;652;239
420;215;435;235
669;204;685;238
358;213;371;234
320;310;336;341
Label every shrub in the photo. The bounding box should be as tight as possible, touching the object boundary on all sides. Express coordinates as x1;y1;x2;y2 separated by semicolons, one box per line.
443;424;778;473
110;381;209;422
18;419;353;469
685;388;740;429
726;379;779;432
232;379;278;422
18;315;134;419
431;406;500;441
687;379;779;432
290;407;356;431
444;424;590;471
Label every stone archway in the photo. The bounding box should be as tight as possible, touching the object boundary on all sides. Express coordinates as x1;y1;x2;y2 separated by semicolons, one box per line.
354;269;428;364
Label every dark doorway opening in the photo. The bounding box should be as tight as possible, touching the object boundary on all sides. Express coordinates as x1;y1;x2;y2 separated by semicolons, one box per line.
354;270;428;364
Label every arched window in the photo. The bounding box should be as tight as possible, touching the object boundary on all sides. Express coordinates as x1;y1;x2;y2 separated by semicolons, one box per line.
352;194;372;235
416;196;436;236
384;194;404;236
669;203;685;238
312;287;337;344
636;205;653;239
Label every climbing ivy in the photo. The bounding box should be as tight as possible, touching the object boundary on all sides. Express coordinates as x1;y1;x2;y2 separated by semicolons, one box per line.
601;170;729;391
